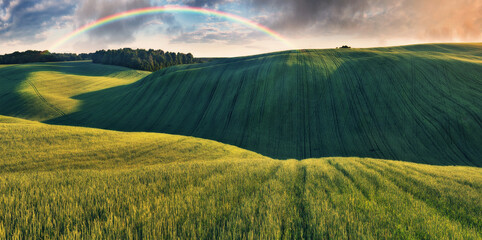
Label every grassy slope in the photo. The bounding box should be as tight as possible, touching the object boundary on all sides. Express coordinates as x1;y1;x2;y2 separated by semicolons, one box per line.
0;115;264;173
0;116;481;239
48;43;482;166
0;61;149;121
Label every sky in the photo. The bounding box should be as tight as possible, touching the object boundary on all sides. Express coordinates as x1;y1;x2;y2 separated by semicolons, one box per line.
0;0;481;57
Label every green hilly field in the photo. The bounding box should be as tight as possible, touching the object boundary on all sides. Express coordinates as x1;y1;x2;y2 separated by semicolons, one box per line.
38;43;481;166
0;44;481;238
0;115;481;239
0;61;149;121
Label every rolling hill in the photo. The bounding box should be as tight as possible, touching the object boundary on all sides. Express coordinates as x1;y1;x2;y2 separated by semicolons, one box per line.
0;61;149;121
0;115;480;239
40;43;482;166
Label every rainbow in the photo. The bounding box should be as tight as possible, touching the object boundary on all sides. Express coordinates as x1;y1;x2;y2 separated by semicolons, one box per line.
50;5;294;51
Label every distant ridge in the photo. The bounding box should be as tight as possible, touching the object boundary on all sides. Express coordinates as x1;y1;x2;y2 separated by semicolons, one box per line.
15;43;482;166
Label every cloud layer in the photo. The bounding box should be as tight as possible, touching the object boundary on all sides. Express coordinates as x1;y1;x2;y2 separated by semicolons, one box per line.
252;0;482;41
171;22;261;44
183;0;226;7
75;0;179;44
1;0;480;52
0;0;76;42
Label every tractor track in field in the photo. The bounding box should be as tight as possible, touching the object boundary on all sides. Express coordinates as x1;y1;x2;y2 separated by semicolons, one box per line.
437;62;481;161
398;57;428;160
327;159;371;200
254;56;275;154
204;163;283;239
331;50;383;158
396;57;442;162
307;51;328;157
357;159;480;230
190;64;231;137
221;70;245;138
416;60;479;125
376;55;423;159
382;55;459;164
272;53;292;157
440;63;468;154
326;51;349;156
288;164;311;239
417;59;481;127
27;80;66;117
343;53;398;160
299;165;310;239
238;56;272;151
297;50;309;159
309;51;329;155
349;54;399;160
145;75;187;133
398;163;480;189
410;62;474;164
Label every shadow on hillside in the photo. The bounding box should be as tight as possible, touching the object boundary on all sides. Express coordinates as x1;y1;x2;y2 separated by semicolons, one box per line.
0;62;145;120
0;64;56;119
46;61;145;76
45;52;482;167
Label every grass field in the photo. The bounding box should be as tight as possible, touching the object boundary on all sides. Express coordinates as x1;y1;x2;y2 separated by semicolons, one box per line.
39;43;481;166
0;44;481;239
0;61;149;121
0;116;481;239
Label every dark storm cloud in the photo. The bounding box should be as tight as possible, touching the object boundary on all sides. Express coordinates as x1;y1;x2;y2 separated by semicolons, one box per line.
75;0;180;44
0;0;76;42
251;0;482;41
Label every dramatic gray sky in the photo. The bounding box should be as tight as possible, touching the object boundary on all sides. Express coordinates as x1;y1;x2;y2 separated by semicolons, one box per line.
1;0;481;56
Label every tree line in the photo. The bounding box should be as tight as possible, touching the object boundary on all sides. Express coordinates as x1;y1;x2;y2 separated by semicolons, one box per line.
0;48;203;71
0;50;89;64
90;48;196;71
